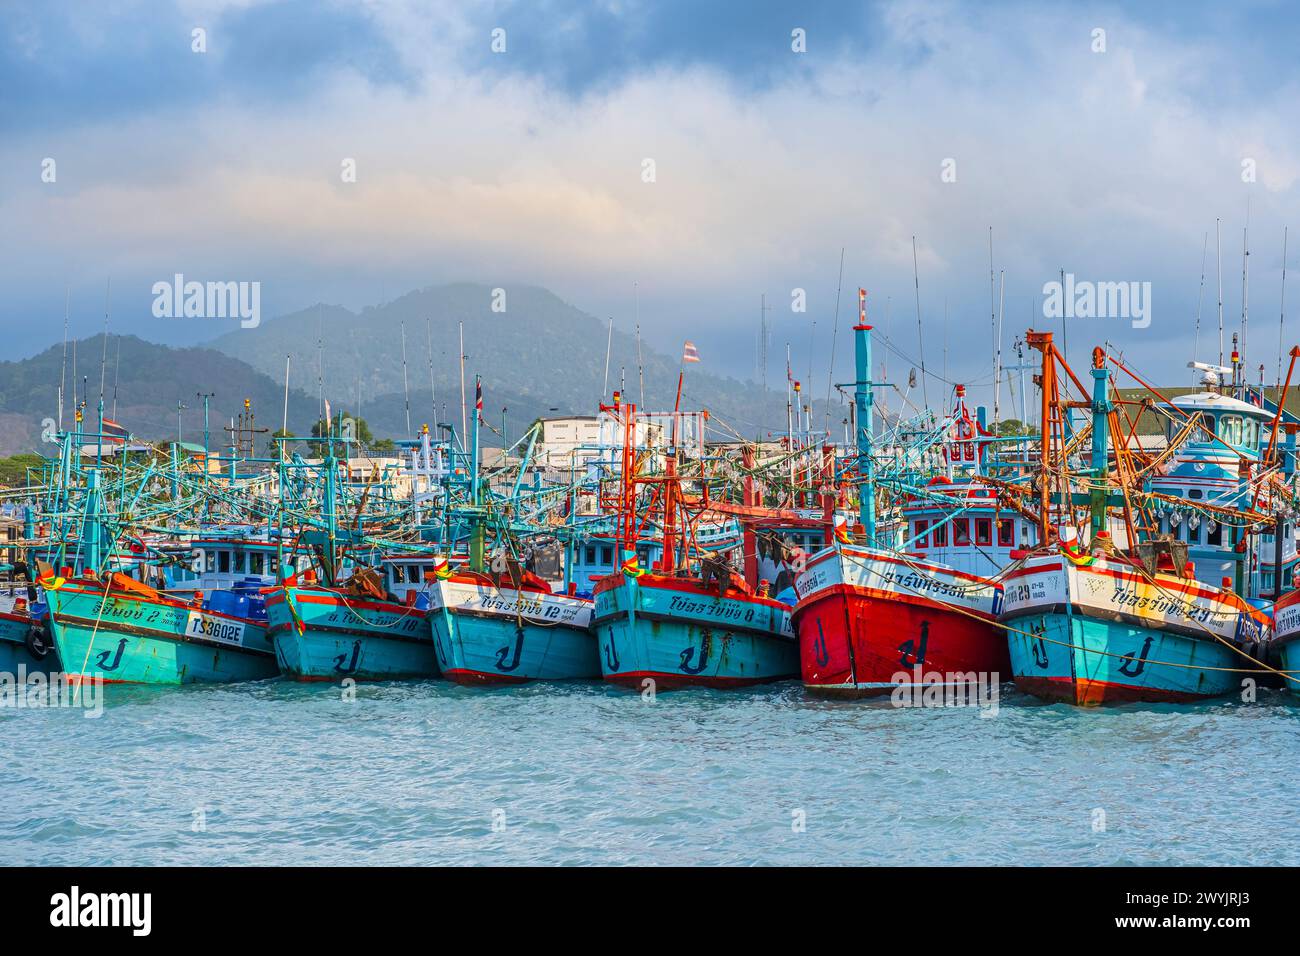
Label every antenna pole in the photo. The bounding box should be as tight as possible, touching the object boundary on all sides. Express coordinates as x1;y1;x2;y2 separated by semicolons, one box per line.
912;236;929;408
1279;226;1289;394
1194;231;1207;385
1217;217;1224;367
401;320;411;437
602;317;613;399
459;322;467;440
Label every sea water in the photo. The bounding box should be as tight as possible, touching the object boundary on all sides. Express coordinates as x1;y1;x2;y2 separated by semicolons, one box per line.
2;680;1295;866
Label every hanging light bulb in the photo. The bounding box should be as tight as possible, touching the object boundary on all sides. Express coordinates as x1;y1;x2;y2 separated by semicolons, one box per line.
1170;510;1183;527
1189;513;1201;531
1207;518;1217;533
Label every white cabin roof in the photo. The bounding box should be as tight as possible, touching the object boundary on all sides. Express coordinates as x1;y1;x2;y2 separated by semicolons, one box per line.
1169;391;1268;418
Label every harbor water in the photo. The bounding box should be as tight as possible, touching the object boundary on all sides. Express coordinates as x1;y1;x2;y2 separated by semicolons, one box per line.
3;679;1296;866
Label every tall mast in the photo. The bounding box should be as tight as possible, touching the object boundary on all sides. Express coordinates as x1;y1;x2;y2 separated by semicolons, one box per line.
59;286;69;431
1194;231;1207;385
1242;201;1251;358
426;316;437;426
458;321;467;440
400;320;411;437
1217;218;1224;368
911;236;928;408
1279;227;1290;392
854;288;875;544
1088;348;1112;540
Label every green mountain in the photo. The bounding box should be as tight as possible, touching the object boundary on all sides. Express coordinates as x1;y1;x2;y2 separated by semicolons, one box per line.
0;285;842;459
208;283;811;444
0;335;322;456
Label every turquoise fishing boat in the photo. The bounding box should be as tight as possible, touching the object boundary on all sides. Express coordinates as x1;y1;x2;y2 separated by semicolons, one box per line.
43;571;278;684
1002;335;1270;704
1002;551;1267;703
1269;588;1300;694
428;569;597;684
266;576;437;682
594;570;796;689
591;388;797;690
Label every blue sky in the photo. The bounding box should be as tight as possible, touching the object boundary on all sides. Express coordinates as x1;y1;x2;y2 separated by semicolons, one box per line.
3;0;1300;410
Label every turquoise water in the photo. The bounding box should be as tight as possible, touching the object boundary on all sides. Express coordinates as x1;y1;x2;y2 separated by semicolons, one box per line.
2;680;1296;866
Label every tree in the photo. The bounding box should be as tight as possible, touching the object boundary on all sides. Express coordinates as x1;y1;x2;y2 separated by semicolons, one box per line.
995;418;1039;437
268;428;294;455
309;410;373;455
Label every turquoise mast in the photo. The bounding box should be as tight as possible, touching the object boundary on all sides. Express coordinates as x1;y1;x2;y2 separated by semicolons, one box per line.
468;373;485;570
1088;349;1113;540
853;294;876;545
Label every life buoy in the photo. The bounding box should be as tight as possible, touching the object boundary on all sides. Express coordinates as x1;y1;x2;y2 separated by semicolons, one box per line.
24;626;50;660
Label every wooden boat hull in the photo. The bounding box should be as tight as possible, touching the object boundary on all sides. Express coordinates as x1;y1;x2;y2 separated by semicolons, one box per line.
43;581;276;685
428;578;597;684
792;545;1006;697
266;586;436;681
1005;610;1241;704
1001;557;1266;705
592;574;797;690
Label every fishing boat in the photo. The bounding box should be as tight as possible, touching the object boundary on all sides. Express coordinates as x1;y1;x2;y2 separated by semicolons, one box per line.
1270;587;1300;694
423;383;600;684
1000;335;1271;704
266;562;437;682
1002;545;1269;704
791;314;1008;697
0;594;55;675
592;393;798;689
43;569;278;684
428;562;597;684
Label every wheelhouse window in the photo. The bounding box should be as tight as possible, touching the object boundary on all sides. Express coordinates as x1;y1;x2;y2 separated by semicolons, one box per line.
600;546;613;565
931;521;948;547
1205;523;1223;546
953;520;971;547
997;519;1014;547
914;520;929;548
249;552;265;575
218;550;230;573
1217;415;1243;446
975;518;992;546
584;546;597;565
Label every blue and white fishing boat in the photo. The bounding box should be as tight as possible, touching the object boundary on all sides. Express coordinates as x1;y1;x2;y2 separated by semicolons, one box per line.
591;394;797;690
266;564;437;682
428;564;597;684
1001;335;1270;704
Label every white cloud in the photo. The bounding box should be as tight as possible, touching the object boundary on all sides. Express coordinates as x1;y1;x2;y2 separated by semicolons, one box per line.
3;0;1299;400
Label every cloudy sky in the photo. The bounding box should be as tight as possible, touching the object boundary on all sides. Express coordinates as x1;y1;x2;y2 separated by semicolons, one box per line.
3;0;1299;414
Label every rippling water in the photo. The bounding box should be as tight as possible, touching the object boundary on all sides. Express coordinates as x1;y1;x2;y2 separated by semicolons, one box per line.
2;678;1296;866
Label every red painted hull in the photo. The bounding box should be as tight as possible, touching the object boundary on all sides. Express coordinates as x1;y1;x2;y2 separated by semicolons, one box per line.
795;584;1009;697
441;668;530;687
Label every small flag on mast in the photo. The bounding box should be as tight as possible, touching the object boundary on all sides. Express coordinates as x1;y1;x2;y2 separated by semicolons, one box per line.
475;379;483;421
682;341;700;363
858;288;867;324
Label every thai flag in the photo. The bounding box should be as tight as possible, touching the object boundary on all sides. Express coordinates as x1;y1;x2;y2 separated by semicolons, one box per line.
682;341;700;363
101;418;128;443
475;380;483;412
